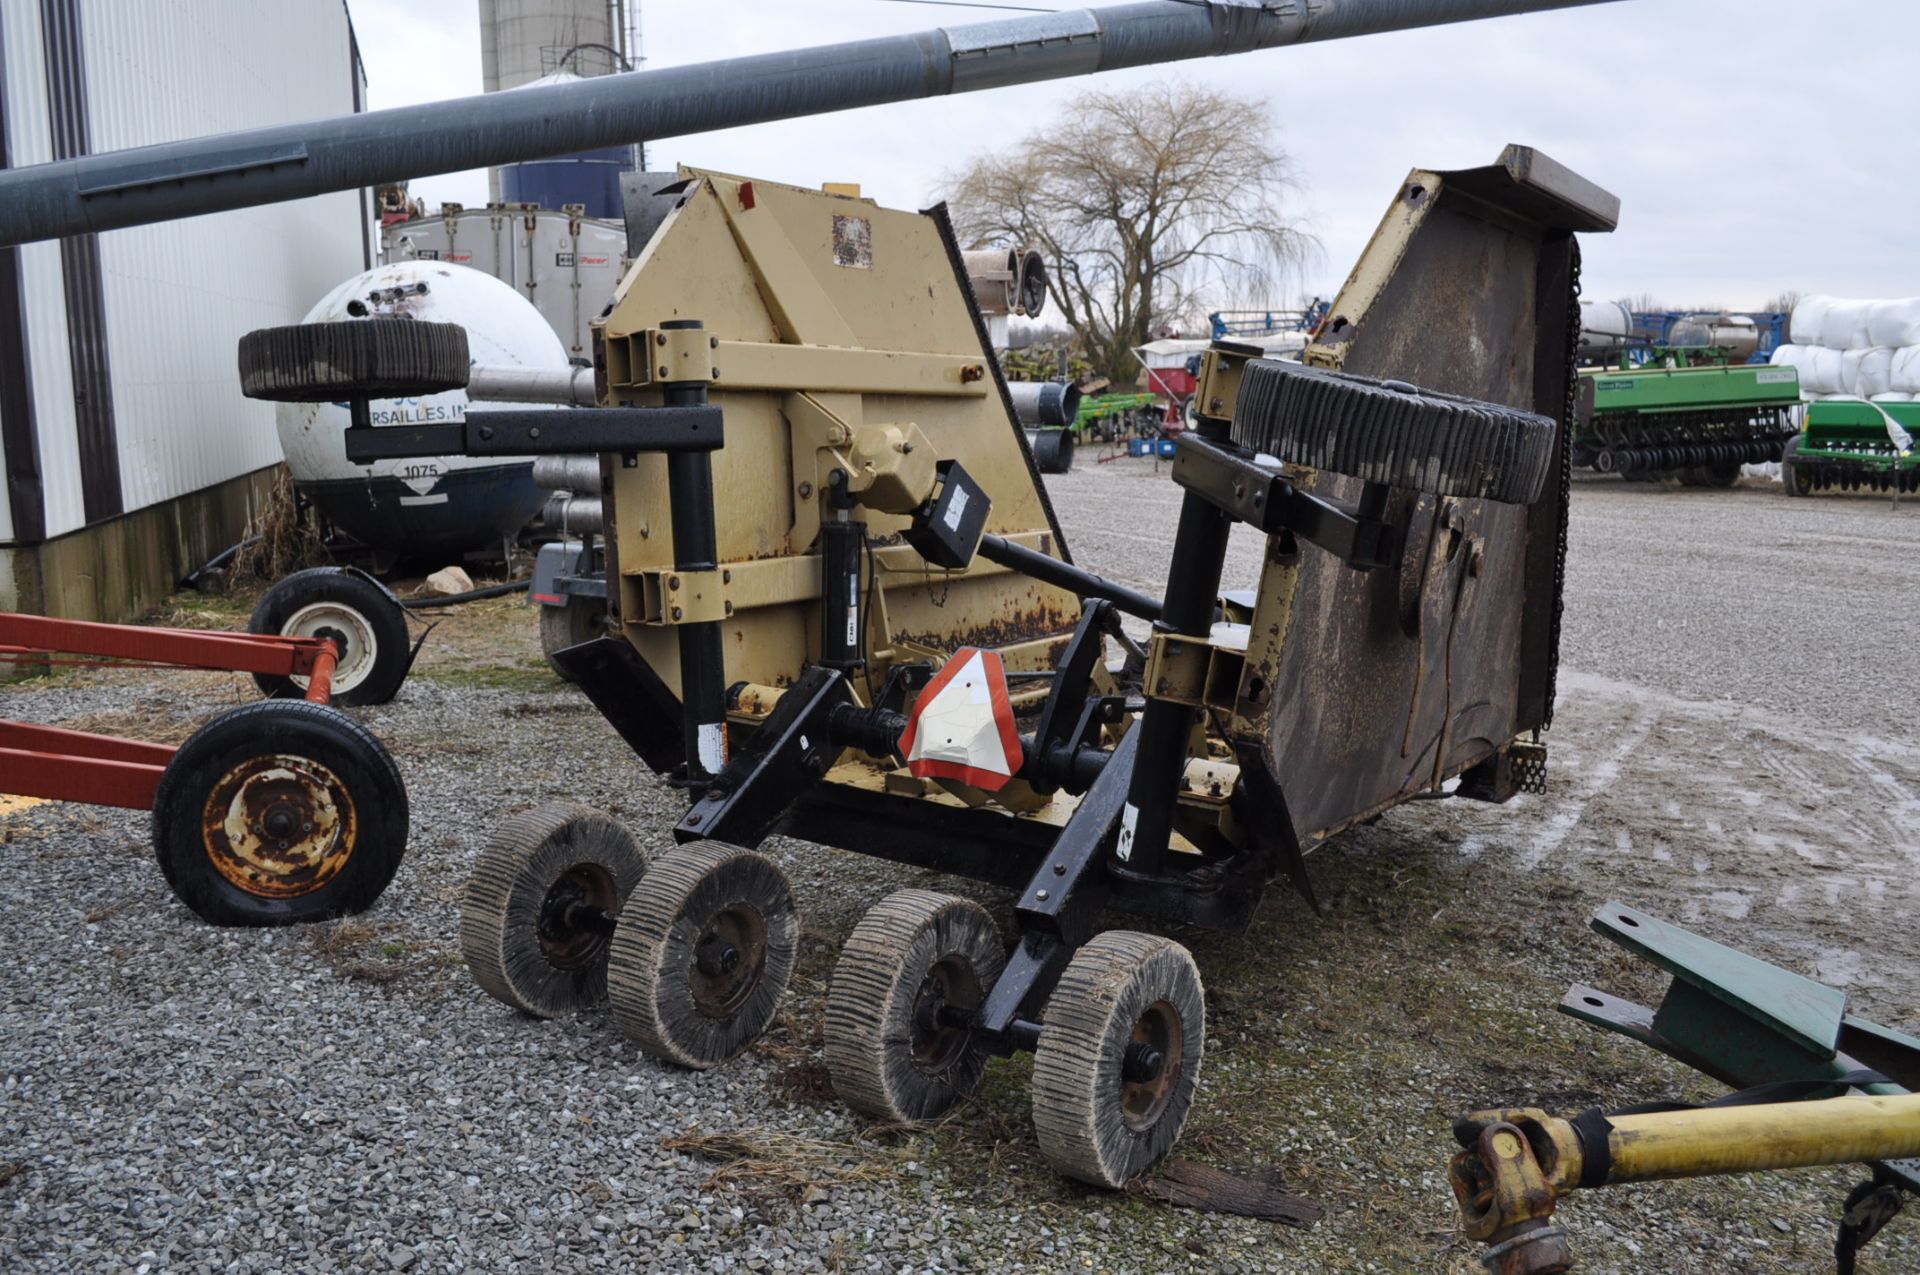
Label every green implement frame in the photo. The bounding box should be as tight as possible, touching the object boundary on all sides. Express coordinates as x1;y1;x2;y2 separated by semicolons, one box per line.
1074;391;1163;442
1575;355;1801;484
1783;399;1920;496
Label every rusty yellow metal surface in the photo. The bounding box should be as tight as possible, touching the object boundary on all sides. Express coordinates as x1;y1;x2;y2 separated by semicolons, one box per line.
599;170;1077;707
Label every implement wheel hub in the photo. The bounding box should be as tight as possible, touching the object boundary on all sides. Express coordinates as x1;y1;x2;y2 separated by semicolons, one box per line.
1120;999;1182;1131
910;957;983;1074
207;755;352;898
536;864;620;971
690;904;767;1019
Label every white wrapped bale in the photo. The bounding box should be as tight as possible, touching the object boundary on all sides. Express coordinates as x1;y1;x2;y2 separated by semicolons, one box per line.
1822;299;1878;350
1856;347;1895;398
1792;345;1847;395
1867;298;1920;349
1891;345;1920;394
1871;392;1915;402
1790;296;1835;346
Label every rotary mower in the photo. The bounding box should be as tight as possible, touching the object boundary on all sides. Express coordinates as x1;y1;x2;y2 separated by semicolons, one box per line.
234;147;1615;1187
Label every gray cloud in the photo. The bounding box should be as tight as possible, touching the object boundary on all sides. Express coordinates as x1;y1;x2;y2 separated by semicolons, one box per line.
348;0;1920;313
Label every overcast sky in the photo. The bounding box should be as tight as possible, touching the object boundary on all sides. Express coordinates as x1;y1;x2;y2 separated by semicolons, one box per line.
346;0;1920;314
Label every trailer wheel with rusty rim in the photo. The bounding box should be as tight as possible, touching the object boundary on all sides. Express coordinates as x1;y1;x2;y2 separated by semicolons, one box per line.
824;890;1005;1123
249;568;411;706
459;803;649;1017
1031;930;1205;1188
607;841;796;1069
151;700;408;927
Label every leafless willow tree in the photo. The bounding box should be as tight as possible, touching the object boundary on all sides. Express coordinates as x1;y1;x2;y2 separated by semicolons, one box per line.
946;83;1315;381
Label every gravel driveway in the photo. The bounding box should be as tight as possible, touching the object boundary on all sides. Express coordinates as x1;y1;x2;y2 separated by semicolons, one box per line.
2;464;1915;1273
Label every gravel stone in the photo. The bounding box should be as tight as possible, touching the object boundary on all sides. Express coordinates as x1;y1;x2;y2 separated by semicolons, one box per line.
0;463;1913;1273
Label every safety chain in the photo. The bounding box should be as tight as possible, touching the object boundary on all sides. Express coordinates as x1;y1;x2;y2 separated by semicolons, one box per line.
1543;237;1581;730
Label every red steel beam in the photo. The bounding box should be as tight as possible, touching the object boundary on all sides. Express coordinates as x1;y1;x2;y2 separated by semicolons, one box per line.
0;612;335;678
0;720;175;809
0;719;177;766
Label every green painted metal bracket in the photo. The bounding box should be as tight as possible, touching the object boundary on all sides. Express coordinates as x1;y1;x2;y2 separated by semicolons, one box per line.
1560;900;1920;1191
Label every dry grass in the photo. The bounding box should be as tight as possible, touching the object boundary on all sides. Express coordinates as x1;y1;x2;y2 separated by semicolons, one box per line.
230;467;328;586
306;918;436;985
661;1126;902;1198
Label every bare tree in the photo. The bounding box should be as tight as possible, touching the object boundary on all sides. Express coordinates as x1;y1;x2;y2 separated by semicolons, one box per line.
1763;290;1802;317
946;82;1315;380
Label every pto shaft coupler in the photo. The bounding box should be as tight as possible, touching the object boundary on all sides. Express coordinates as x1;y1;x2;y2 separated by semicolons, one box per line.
1451;1094;1920;1273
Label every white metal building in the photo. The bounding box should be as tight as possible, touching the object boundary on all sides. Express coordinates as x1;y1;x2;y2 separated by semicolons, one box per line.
0;0;370;619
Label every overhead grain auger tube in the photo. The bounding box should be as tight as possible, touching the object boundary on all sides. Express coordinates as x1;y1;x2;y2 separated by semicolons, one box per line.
1449;1095;1920;1274
0;0;1627;246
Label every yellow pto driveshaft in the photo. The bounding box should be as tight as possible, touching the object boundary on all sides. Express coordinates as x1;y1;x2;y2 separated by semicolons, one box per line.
1450;1094;1920;1273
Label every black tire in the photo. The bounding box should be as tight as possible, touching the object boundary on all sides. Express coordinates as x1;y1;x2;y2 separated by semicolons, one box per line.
460;803;649;1017
607;841;797;1069
151;700;408;927
1233;360;1556;505
1781;437;1813;498
249;568;411;706
539;598;607;683
825;890;1005;1124
1031;931;1204;1188
238;320;470;403
1031;427;1076;475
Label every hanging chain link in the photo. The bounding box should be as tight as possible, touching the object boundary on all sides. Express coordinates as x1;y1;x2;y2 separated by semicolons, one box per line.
1543;237;1582;731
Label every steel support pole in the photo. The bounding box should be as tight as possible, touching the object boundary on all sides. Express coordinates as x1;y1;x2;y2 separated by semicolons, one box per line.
660;321;728;792
1116;419;1235;873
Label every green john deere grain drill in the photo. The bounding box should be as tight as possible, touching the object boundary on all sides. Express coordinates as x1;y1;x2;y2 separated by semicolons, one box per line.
1575;351;1801;486
1782;398;1920;495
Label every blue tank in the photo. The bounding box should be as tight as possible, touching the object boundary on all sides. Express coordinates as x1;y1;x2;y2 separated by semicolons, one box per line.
499;147;630;220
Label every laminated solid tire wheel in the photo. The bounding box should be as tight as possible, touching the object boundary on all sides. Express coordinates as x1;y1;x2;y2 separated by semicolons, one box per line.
237;319;470;403
1232;359;1556;505
824;890;1005;1124
151;700;408;927
607;841;796;1069
249;568;412;706
460;803;649;1017
1781;437;1813;497
1031;931;1204;1189
539;598;607;683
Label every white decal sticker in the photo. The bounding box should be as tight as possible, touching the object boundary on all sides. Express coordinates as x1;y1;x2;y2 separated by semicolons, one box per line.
943;485;970;531
831;215;872;269
1754;369;1796;385
1117;802;1139;861
697;722;726;775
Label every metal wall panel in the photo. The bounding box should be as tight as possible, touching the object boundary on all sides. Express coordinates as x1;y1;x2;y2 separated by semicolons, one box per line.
0;0;367;545
42;0;125;525
1;0;86;543
80;0;368;528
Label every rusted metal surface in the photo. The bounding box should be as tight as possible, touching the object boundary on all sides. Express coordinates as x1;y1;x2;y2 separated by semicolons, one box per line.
601;174;1081;713
1449;1118;1572;1274
202;754;355;899
1235;150;1615;849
